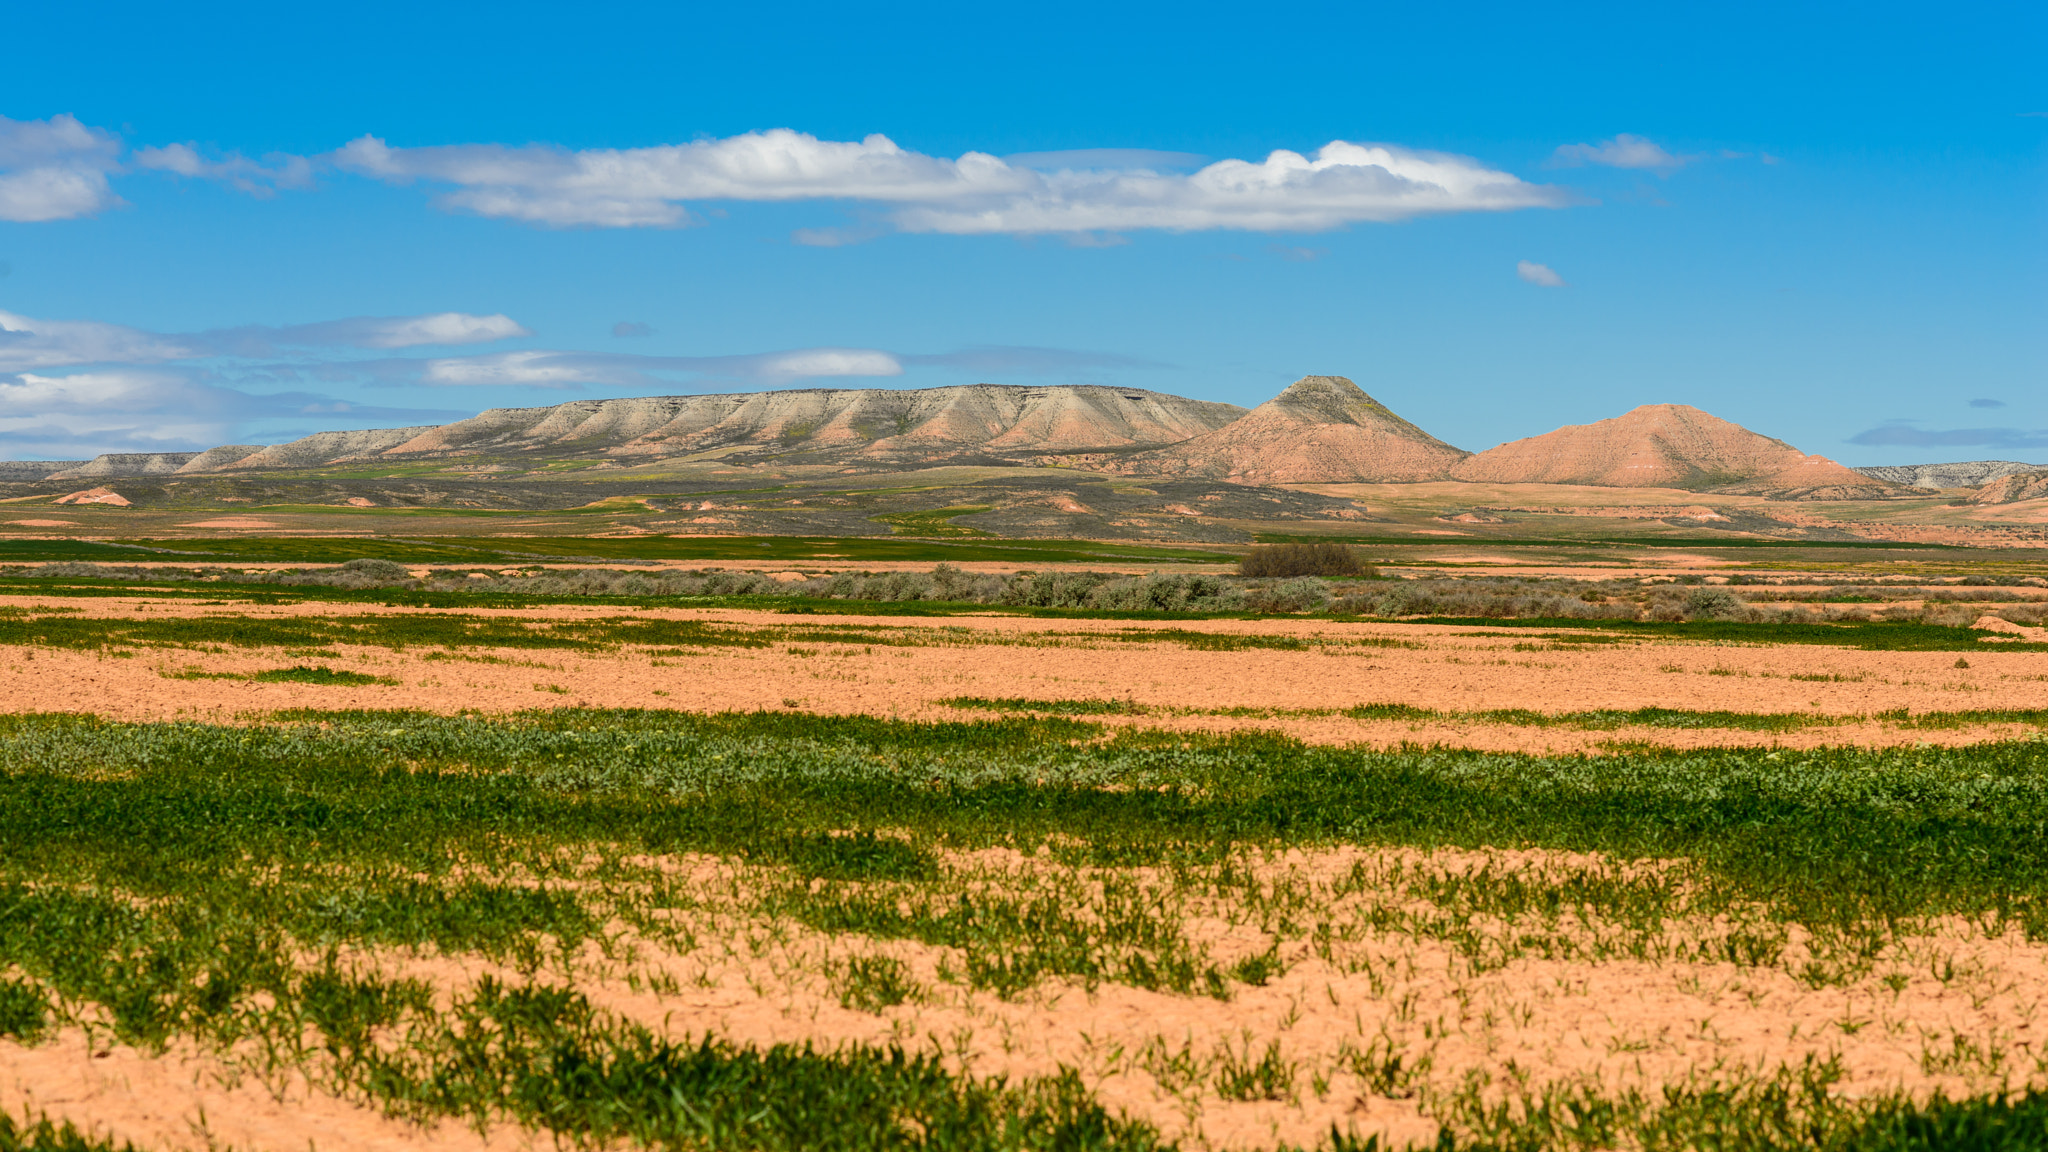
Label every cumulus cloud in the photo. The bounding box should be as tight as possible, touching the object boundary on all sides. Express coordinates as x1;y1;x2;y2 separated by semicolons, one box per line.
331;129;1565;234
0;310;200;372
0;114;124;222
905;141;1565;234
131;142;314;197
1847;423;2048;449
1516;260;1567;287
1549;134;1689;170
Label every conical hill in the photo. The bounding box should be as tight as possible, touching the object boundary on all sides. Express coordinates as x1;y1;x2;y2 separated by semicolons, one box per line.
1101;376;1469;483
1451;404;1891;496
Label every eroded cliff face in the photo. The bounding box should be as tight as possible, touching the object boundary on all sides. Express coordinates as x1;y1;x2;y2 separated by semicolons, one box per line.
1970;471;2048;506
1072;376;1471;484
1857;461;2048;490
217;429;439;471
197;385;1247;472
47;453;202;480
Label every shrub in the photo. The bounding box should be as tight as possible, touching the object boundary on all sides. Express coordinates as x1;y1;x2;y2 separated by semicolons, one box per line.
1085;573;1244;612
1681;587;1745;621
1238;543;1372;578
1329;579;1640;621
1242;577;1331;614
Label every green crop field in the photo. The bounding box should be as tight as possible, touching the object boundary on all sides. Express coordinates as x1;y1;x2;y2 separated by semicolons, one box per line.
5;708;2048;1150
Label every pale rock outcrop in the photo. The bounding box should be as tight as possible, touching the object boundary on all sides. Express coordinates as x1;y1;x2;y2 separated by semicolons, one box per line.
54;487;131;506
1857;460;2048;490
48;452;200;480
0;461;84;480
217;428;438;470
375;385;1246;463
173;446;266;473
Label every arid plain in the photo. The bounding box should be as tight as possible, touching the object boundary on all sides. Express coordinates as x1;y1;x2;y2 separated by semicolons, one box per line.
3;379;2048;1152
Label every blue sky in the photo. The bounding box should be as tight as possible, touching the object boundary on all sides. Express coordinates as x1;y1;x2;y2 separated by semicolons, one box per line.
0;0;2041;464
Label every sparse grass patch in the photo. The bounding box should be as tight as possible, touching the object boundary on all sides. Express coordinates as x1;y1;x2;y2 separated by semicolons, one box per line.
162;663;394;685
3;709;2048;1148
834;955;919;1013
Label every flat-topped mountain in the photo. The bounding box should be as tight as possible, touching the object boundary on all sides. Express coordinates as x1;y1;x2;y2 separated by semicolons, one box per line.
1451;404;1892;497
210;384;1249;471
1855;460;2048;490
1078;376;1470;483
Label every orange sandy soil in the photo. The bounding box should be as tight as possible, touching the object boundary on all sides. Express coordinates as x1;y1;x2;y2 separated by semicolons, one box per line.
11;846;2048;1151
1;596;2044;750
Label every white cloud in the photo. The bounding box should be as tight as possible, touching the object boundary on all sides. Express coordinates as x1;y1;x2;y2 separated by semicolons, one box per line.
0;114;124;222
1549;134;1688;170
276;312;529;349
751;348;901;379
911;142;1560;234
1517;260;1566;287
331;129;1030;228
195;312;532;355
132;142;314;197
0;310;200;372
421;351;633;387
332;130;1565;234
417;346;905;387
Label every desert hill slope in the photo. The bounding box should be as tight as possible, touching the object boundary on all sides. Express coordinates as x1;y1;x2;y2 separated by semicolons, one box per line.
204;385;1249;472
1451;404;1893;497
1856;460;2047;489
1969;470;2048;505
1076;376;1469;484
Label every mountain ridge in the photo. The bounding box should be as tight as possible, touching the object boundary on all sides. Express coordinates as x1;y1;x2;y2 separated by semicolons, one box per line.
1854;460;2048;490
4;381;1911;501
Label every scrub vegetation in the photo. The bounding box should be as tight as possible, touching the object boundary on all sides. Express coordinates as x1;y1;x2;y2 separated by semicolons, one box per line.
0;562;2043;646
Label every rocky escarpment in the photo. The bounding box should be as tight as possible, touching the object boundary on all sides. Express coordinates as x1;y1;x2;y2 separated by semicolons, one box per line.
216;428;439;471
47;452;201;480
1076;376;1469;484
174;445;266;473
0;461;84;480
374;384;1246;464
1969;471;2048;505
1856;460;2048;490
1452;404;1897;498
